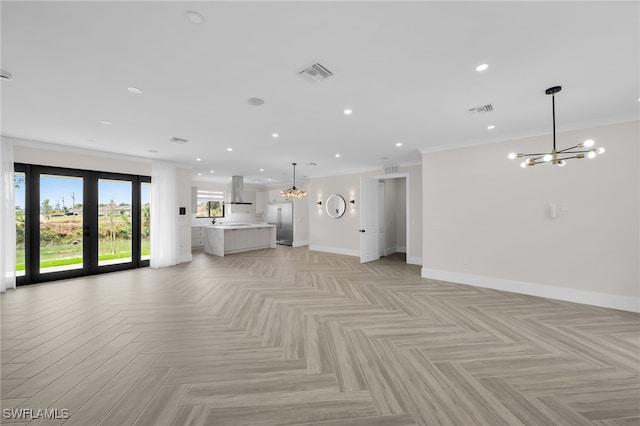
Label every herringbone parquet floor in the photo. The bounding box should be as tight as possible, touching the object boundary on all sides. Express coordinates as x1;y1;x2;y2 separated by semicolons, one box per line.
1;246;639;425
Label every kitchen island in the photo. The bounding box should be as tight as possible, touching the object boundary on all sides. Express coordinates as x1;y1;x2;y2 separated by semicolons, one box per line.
204;223;276;257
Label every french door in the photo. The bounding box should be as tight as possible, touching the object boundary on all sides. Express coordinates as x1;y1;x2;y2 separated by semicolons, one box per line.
15;164;150;285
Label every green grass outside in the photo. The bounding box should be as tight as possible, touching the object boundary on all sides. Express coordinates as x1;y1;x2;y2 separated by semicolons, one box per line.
16;238;151;271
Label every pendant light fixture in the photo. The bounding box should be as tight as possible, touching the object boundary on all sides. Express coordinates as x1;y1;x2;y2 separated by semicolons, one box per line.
281;162;307;198
508;86;605;167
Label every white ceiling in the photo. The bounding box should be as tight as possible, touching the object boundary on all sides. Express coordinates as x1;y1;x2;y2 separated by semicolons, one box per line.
2;1;638;185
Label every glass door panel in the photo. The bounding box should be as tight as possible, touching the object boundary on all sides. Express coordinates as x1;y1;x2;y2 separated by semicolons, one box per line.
141;182;151;261
39;174;84;274
15;172;26;277
98;179;132;266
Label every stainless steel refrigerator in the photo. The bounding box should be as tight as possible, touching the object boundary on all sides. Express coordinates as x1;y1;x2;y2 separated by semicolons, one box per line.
267;203;293;246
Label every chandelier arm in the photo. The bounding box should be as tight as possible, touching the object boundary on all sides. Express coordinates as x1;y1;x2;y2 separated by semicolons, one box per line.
558;150;590;154
557;155;582;160
521;153;552;157
556;144;582;153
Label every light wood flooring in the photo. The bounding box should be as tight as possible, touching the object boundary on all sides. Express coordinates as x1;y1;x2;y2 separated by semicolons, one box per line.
2;246;639;425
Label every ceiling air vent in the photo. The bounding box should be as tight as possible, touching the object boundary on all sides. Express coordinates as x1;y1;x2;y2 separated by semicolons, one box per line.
384;164;399;174
298;62;334;83
467;104;494;116
169;137;188;144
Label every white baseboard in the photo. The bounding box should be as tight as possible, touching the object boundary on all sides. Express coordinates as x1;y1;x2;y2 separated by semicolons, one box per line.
384;247;397;256
177;254;193;264
309;245;360;258
406;256;422;266
421;268;640;313
293;240;310;248
397;246;406;253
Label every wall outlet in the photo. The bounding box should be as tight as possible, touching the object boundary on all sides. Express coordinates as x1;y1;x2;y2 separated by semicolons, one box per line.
463;255;469;265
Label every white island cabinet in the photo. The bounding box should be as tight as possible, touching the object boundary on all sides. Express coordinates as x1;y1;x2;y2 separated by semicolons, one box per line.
204;224;276;257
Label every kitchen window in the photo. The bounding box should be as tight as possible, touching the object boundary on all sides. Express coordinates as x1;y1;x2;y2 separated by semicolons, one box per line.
196;190;225;218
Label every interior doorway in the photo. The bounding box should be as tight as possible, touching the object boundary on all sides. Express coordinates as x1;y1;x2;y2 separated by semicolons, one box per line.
359;172;411;264
379;177;407;258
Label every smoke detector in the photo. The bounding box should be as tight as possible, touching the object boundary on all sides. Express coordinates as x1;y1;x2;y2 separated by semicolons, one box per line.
467;104;494;116
169;137;188;144
248;97;265;106
298;62;334;83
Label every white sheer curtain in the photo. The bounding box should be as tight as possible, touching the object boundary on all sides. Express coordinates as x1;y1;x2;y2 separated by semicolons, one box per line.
150;160;177;268
1;139;17;292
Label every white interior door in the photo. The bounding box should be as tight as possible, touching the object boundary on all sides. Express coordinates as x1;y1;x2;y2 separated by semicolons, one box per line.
360;177;380;263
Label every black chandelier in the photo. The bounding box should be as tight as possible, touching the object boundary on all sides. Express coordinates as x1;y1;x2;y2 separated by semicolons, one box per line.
509;86;605;167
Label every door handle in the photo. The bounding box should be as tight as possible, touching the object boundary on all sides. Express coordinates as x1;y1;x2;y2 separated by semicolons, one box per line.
359;229;365;233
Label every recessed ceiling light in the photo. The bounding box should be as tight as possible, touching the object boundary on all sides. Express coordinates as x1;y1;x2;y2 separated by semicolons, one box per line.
475;64;489;71
272;133;279;138
0;69;14;81
268;178;272;181
395;142;402;147
100;120;112;125
248;98;264;106
260;168;264;172
226;148;233;152
335;153;341;158
196;158;202;161
184;11;205;25
197;173;202;176
209;170;214;173
344;109;352;115
487;125;495;130
253;179;259;183
127;86;143;94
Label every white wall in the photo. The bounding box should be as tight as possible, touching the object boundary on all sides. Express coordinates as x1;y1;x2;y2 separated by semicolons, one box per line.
176;167;193;263
422;121;640;312
293;196;309;247
309;173;362;256
12;138;152;176
308;164;422;262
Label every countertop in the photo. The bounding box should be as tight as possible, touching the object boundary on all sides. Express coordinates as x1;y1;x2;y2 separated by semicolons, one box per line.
205;223;275;230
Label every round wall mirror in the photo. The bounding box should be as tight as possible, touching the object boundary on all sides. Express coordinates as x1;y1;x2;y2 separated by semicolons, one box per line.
325;194;346;219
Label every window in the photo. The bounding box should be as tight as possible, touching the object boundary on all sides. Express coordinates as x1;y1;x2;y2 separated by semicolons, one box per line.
196;190;225;218
15;163;150;285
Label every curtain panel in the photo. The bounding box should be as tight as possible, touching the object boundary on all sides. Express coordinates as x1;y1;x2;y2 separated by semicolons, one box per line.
150;160;177;268
1;139;17;292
